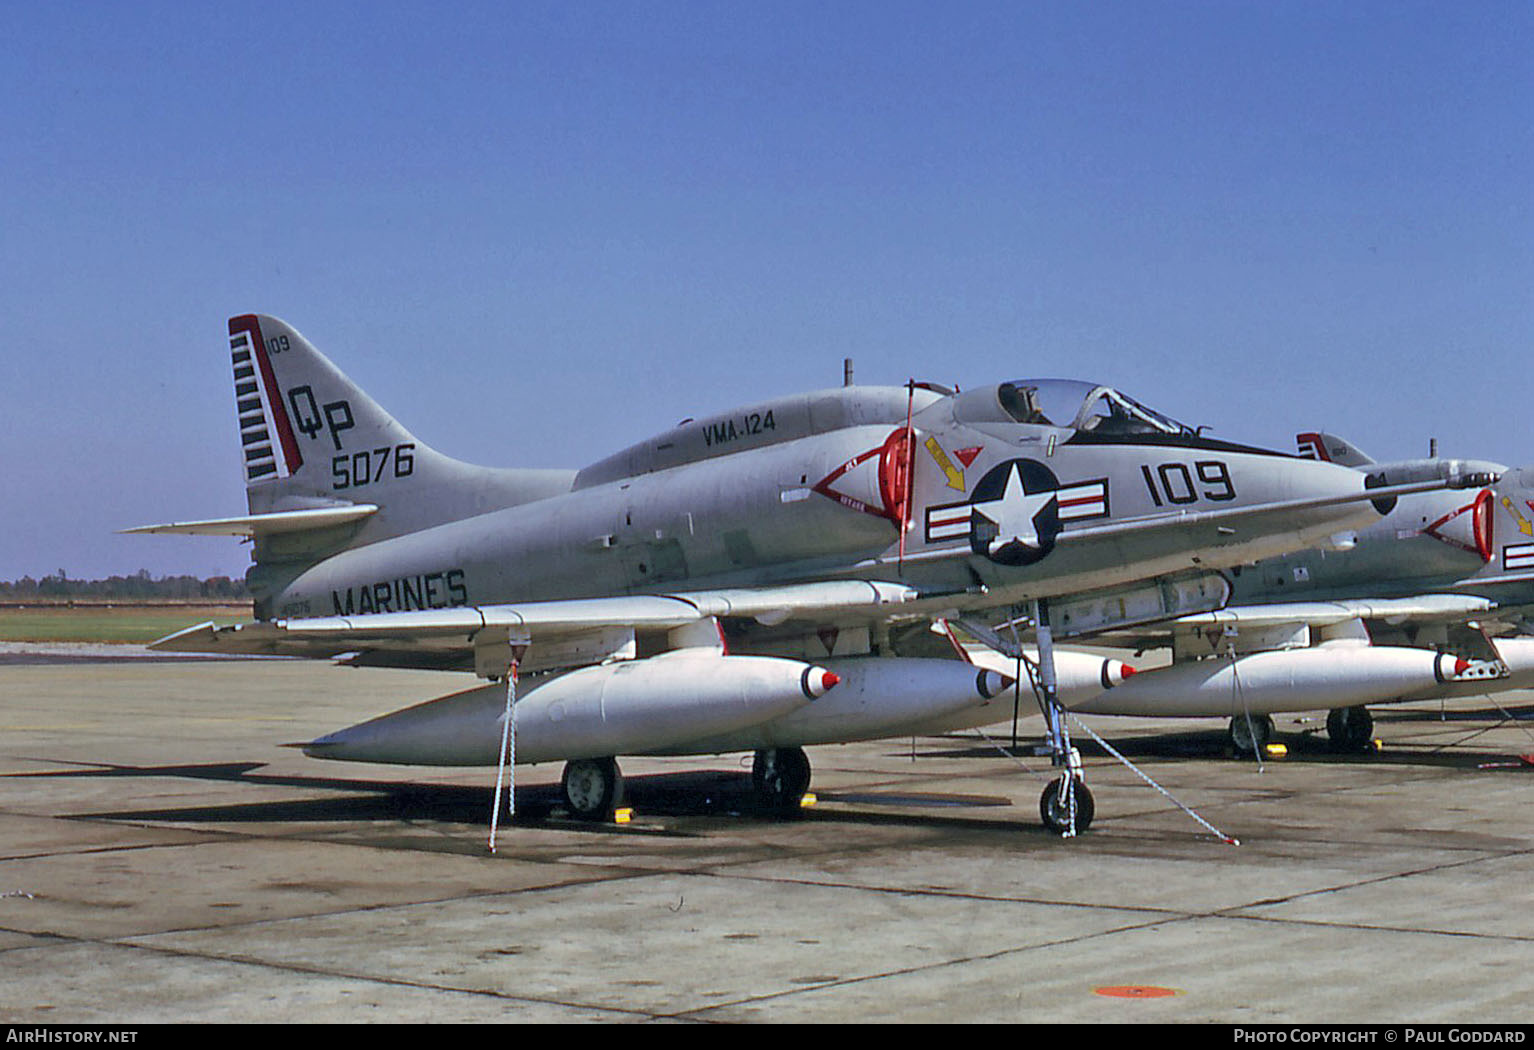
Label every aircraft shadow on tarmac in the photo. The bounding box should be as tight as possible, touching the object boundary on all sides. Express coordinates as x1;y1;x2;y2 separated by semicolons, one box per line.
5;761;1023;834
1374;700;1534;724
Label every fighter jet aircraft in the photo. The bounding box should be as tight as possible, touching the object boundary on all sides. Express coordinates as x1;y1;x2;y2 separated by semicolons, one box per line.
129;315;1476;832
1057;433;1532;755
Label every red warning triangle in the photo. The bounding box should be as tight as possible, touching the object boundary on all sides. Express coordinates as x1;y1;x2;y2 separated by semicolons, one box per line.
954;446;983;468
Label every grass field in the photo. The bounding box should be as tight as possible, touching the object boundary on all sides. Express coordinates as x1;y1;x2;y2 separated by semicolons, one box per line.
0;604;252;643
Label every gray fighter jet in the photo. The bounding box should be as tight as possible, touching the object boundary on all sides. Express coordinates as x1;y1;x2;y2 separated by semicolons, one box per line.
129;315;1481;831
1060;432;1533;755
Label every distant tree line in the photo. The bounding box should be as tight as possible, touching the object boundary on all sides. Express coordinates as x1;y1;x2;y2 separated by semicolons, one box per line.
0;569;249;601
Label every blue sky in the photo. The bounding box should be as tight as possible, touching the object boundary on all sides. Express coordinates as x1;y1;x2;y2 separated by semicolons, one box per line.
2;2;1529;580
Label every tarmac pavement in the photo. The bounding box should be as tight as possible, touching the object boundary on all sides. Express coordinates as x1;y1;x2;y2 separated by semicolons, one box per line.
1;654;1530;1023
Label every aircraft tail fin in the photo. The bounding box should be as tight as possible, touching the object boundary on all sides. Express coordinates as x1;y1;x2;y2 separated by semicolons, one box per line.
229;315;417;495
230;313;574;523
221;316;574;601
1296;432;1375;467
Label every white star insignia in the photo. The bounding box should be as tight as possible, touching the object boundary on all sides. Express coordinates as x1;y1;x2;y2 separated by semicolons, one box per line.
972;464;1056;554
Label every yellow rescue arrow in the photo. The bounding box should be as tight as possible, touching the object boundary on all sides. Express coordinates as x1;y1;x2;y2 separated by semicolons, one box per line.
924;436;966;491
1500;495;1534;537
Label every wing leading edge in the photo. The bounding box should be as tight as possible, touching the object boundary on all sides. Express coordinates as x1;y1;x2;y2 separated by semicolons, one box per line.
151;579;923;674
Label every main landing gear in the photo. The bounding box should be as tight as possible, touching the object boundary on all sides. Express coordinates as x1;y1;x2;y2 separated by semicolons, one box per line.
1326;705;1375;753
1228;713;1275;757
561;756;625;819
1226;708;1376;756
752;746;812;815
560;750;814;821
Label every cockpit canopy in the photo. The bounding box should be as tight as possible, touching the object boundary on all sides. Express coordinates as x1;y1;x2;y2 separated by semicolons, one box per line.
978;379;1196;437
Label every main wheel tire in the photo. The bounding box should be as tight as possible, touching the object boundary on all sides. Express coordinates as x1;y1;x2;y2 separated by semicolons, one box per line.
1229;713;1275;756
561;757;624;819
1326;705;1375;753
1039;776;1095;833
751;747;812;815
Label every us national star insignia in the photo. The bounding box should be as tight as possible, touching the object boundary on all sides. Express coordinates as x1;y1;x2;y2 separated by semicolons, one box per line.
967;459;1062;566
972;464;1053;553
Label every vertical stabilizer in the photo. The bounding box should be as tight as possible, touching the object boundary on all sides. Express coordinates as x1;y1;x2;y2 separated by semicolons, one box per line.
230;315;423;491
1295;432;1375;467
226;315;575;600
230;315;438;513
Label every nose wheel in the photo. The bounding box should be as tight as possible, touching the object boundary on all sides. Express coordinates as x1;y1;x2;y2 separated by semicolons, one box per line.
965;605;1238;844
1040;775;1095;834
1031;601;1096;835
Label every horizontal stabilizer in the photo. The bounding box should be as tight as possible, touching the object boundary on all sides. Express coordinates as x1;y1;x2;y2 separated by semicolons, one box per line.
121;505;378;537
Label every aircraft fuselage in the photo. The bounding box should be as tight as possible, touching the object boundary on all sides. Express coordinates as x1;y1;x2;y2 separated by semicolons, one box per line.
262;382;1375;625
